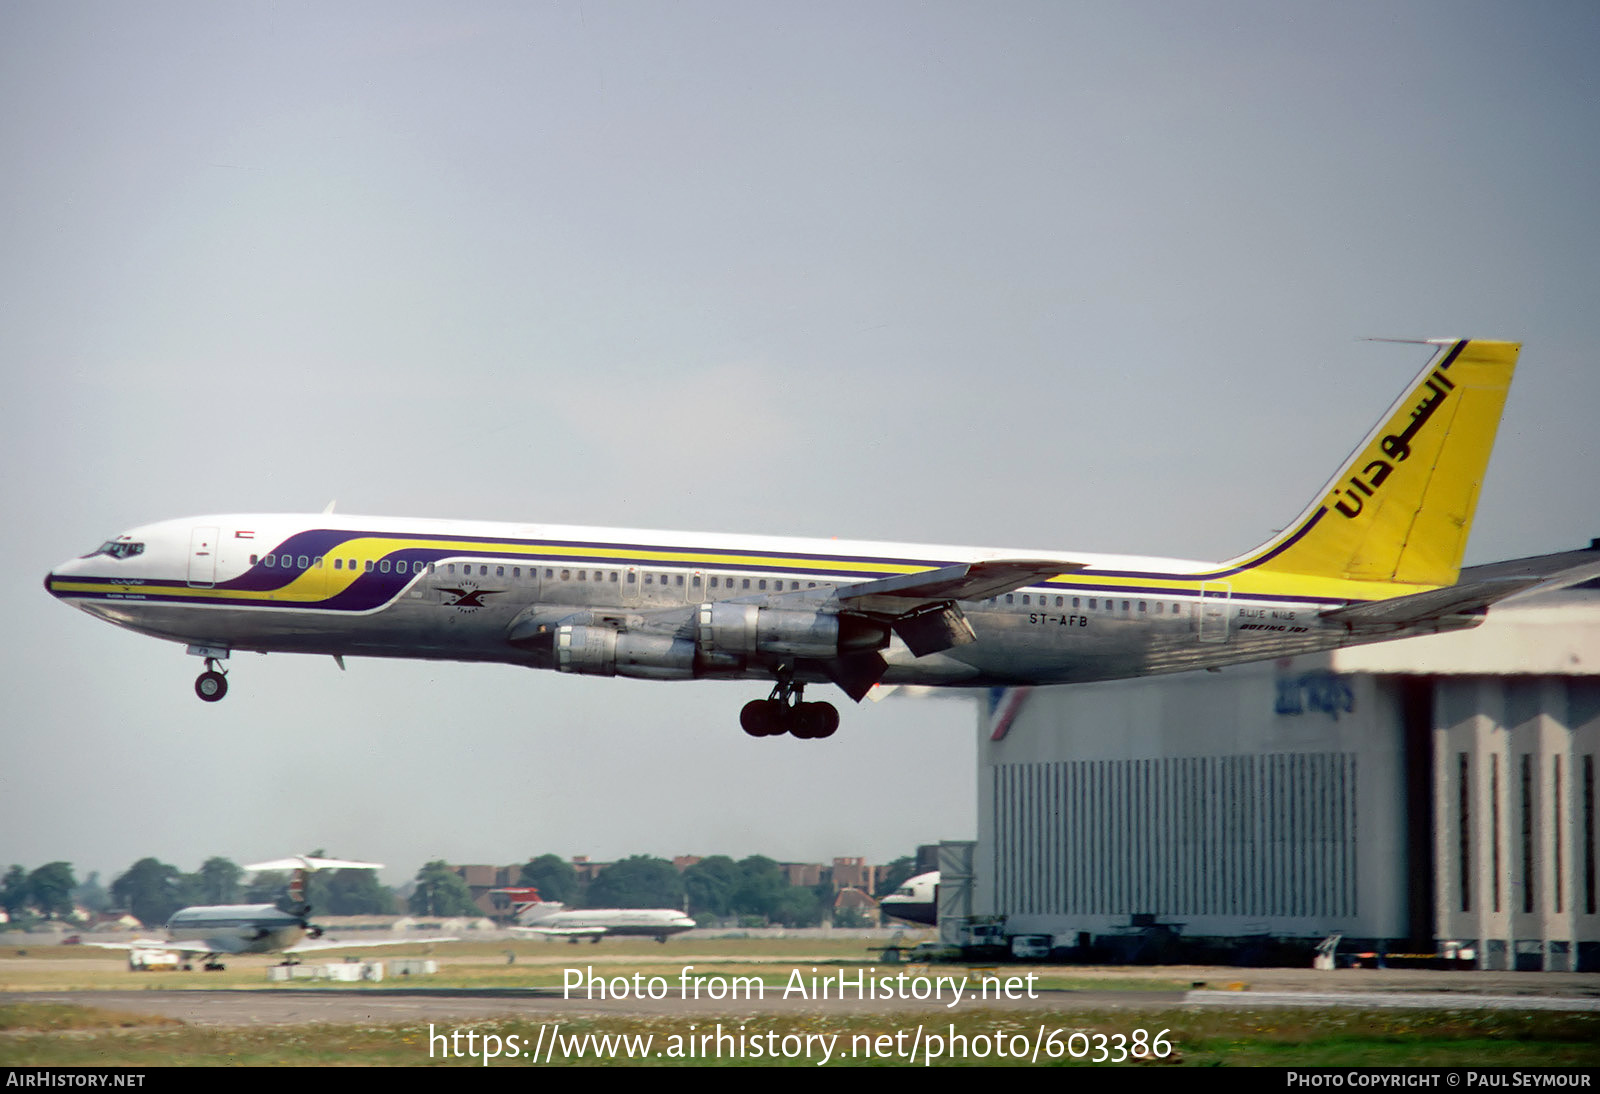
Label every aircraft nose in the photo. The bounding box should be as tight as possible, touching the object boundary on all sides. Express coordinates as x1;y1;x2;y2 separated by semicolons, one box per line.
45;558;82;599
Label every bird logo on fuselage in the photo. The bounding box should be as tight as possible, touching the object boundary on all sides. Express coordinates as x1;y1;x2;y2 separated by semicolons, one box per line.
439;584;496;612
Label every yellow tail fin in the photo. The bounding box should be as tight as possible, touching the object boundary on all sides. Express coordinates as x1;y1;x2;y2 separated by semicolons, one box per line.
1235;339;1519;587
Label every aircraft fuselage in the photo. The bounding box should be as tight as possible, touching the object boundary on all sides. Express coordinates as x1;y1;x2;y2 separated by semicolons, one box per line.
43;340;1525;737
44;513;1433;690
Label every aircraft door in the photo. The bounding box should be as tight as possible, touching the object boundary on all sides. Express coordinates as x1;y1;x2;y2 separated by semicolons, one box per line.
187;526;219;587
1198;582;1231;643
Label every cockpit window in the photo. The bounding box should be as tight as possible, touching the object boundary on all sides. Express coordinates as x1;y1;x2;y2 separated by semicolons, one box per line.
84;540;144;560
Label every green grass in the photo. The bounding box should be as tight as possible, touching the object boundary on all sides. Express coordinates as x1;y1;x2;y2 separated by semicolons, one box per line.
2;1005;1596;1067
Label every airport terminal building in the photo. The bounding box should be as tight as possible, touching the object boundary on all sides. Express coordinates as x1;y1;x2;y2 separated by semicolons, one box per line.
970;565;1600;971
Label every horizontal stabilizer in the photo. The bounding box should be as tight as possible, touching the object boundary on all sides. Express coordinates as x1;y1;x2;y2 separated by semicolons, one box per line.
1321;559;1600;629
837;558;1083;608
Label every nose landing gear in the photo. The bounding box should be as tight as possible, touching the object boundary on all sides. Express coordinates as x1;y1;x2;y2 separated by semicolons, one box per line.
194;658;228;702
740;667;839;739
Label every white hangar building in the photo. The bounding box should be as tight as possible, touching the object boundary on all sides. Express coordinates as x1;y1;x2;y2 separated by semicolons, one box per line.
970;547;1600;971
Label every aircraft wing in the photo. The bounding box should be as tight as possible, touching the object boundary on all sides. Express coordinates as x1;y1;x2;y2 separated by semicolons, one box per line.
835;559;1086;612
283;935;457;953
1321;559;1600;629
244;856;384;872
508;925;606;937
84;938;227;956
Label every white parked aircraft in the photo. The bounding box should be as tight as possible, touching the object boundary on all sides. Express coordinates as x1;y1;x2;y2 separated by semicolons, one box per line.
880;871;938;926
48;340;1568;738
87;856;453;970
501;890;696;942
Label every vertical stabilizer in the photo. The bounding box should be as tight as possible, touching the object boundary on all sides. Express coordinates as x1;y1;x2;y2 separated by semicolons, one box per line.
1230;339;1519;587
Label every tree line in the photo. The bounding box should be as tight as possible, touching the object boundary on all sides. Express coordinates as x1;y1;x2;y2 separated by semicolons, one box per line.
1;855;396;929
2;853;919;930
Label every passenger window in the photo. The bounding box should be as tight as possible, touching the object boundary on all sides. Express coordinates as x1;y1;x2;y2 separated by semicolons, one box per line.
250;554;259;565
758;579;767;590
379;560;390;573
579;571;587;581
1005;594;1014;604
365;561;374;572
675;575;684;586
742;579;751;590
609;571;618;583
297;555;308;568
562;569;571;581
1088;598;1097;609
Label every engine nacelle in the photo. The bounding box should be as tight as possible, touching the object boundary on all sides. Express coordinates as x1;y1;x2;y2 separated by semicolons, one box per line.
696;602;847;659
555;625;696;680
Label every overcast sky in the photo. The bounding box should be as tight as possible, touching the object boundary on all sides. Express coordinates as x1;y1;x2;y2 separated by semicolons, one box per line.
4;2;1597;889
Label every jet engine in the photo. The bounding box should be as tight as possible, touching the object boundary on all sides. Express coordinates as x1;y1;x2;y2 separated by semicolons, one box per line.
696;602;889;659
554;625;696;680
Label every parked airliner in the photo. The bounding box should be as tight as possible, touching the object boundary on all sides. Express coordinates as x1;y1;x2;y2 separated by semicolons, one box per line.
86;856;454;970
880;871;938;926
48;340;1560;738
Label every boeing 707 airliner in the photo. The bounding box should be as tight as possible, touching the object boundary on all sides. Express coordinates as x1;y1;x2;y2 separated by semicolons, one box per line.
47;340;1559;738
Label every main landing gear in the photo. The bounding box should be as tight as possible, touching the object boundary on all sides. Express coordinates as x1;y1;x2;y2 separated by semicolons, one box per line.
740;669;839;740
194;658;228;703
